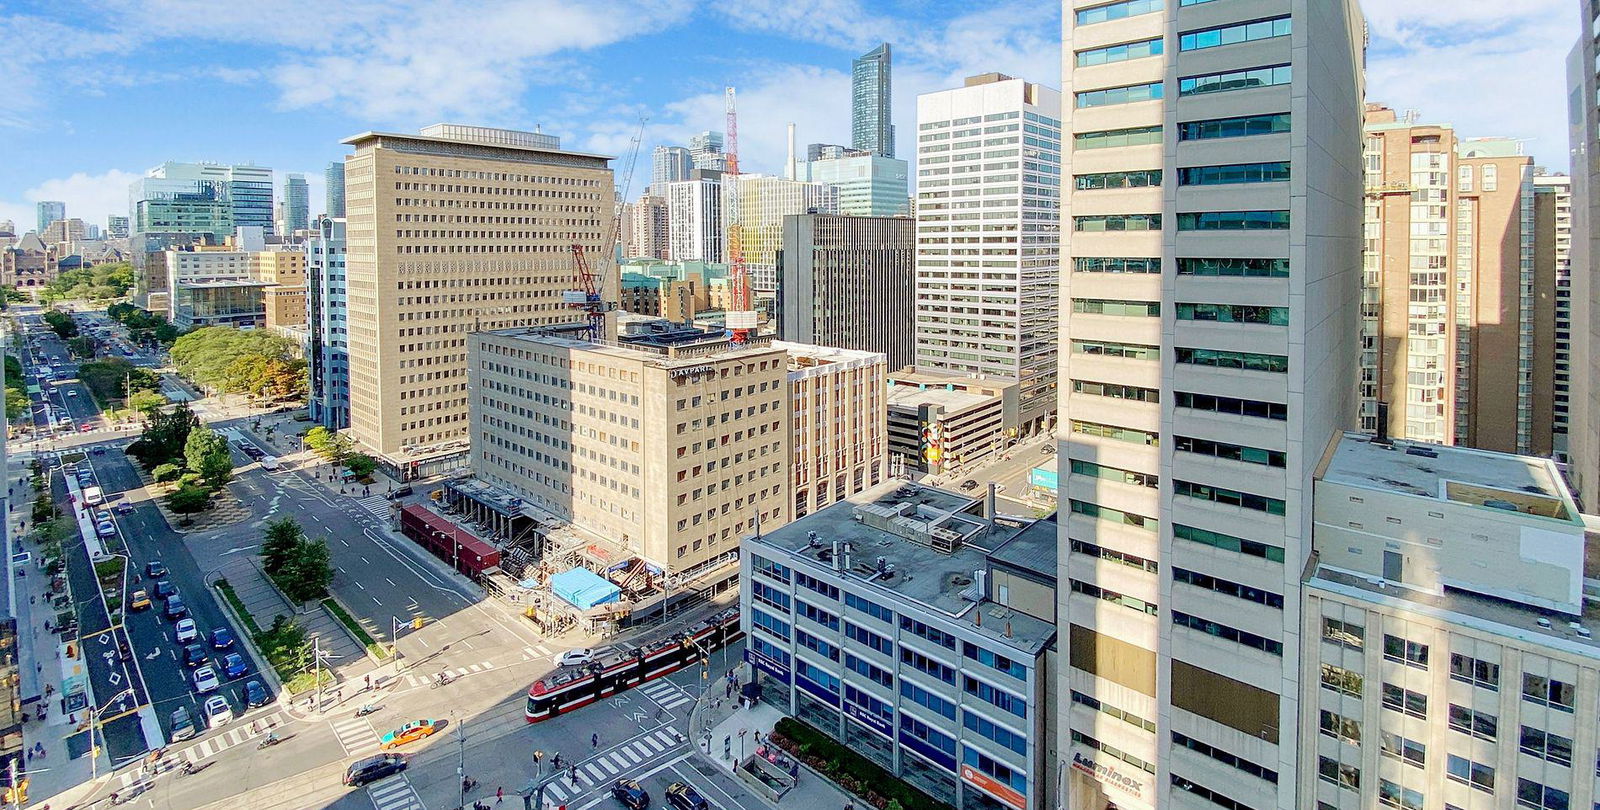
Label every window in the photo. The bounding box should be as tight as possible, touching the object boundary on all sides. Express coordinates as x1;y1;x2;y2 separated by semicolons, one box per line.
1383;634;1429;669
1072;579;1158;616
963;642;1028;681
1174;523;1284;562
1074;257;1161;274
1382;683;1427;719
1070;461;1158;489
1077;37;1164;66
751;608;791;641
1176;302;1289;325
1172;775;1258;810
1173;480;1286;516
1069;499;1156;531
1073;420;1158;446
899;714;957;761
1072;339;1159;360
844;593;893;623
1076;82;1165;109
795;571;839;600
1445;756;1494;793
1178;113;1291;141
1176;257;1289;277
1173;391;1288;421
751;581;790;612
845;654;893;688
1522;673;1576;711
1320;663;1362;697
1482;164;1498;192
752;555;791;583
1075;126;1163;150
1171;610;1282;654
1520;726;1574;767
1075;691;1158;734
796;628;839;661
963;712;1027;756
796;600;839;632
1516;779;1568;810
963;676;1027;719
1319;710;1360;744
1171;732;1277;783
1074;214;1162;231
1380;732;1425;766
845;622;893;656
1179;65;1292;96
1379;779;1424;810
900;681;956;720
1072;380;1160;404
1178;162;1291;186
1072;731;1155;775
1179;17;1292;51
1448;704;1498;740
899;617;957;650
1073;298;1161;316
1176;347;1288;373
796;660;839;694
1322;617;1364;648
1449;653;1499;690
1076;0;1162;25
1177;210;1290;230
900;647;955;684
1319;756;1360;790
1172;567;1283;608
1076;169;1162;190
749;637;790;669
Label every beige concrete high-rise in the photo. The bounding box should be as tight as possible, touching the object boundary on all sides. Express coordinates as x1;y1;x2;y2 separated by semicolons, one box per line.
1057;3;1365;810
1535;174;1574;460
340;124;613;479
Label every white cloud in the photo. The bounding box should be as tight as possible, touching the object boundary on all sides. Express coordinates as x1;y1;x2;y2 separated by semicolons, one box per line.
707;0;903;51
0;169;142;235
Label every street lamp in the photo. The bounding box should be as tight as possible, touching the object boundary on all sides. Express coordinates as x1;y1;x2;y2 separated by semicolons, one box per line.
85;687;136;784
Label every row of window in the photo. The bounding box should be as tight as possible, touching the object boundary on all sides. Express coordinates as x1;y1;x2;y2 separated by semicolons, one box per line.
1174;391;1287;420
1076;37;1164;67
1073;339;1159;360
1172;610;1283;654
1173;523;1285;563
1075;213;1162;231
1072;419;1158;446
1069;499;1157;531
1070;460;1158;489
1178;161;1290;186
1072;297;1160;317
1176;347;1289;373
1180;17;1291;52
1073;113;1289;157
1175;435;1285;467
1174;480;1287;515
1176;302;1289;325
1074;256;1160;274
1172;566;1283;608
1179;64;1292;97
1075;169;1161;190
1073;379;1159;403
1177;210;1291;230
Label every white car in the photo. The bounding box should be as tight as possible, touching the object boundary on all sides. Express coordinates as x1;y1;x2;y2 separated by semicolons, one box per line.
558;648;596;667
175;618;199;644
94;521;116;539
202;695;232;729
193;666;220;693
66;390;78;398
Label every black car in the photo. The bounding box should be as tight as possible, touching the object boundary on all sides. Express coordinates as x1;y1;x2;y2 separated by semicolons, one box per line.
164;595;188;620
959;479;978;491
243;680;269;708
146;560;167;579
343;753;406;786
182;644;208;668
386;485;413;500
611;779;650;809
664;782;709;810
153;579;177;598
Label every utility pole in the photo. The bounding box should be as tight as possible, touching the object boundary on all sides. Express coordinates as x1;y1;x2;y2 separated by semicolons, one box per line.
312;634;323;710
391;616;403;672
456;716;467;809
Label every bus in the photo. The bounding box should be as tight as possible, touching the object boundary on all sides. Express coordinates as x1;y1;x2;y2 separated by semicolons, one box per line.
525;608;742;722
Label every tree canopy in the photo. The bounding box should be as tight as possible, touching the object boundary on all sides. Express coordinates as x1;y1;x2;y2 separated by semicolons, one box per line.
127;401;200;469
77;357;160;406
303;426;351;464
4;356;28;421
41;310;77;339
184;426;234;486
170;326;305;399
107;303;179;347
41;262;133;303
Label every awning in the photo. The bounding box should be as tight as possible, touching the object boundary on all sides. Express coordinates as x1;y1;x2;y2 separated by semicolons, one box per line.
549;567;621;610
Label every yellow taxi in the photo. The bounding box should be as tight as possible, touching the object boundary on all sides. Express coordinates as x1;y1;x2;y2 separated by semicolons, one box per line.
380;719;440;750
129;590;151;611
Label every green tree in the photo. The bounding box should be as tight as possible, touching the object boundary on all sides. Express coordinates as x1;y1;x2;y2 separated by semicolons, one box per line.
303;426;351;464
170;327;299;395
127;389;167;414
41;262;133;303
5;387;27;421
344;454;377;479
128;402;200;469
260;517;304;576
167;484;211;514
66;336;96;358
77;358;158;405
275;537;333;603
42;310;77;339
184;427;234;486
258;615;311;673
151;463;183;483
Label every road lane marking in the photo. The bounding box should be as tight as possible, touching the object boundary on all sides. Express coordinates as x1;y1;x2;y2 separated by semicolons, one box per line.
385;578;395;587
598;757;619;774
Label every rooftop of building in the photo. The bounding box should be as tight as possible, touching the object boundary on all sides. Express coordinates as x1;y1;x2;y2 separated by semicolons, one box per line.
771;340;884;372
478;325;782;369
341;124;610;160
1311;565;1600;656
751;480;1055;655
886;385;992;413
887;367;1018;391
1319;432;1579;524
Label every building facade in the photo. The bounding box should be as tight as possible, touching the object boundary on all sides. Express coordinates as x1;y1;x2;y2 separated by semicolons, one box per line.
778;342;887;519
629;194;669;260
1302;433;1597;810
728;174;839;295
619;274;697;322
1567;15;1600;510
35;201;65;234
0;234;57;289
1534;174;1574;461
777;213;916;369
665;173;724;264
470;328;790;578
914;73;1061;436
306;216;350;429
129;161;275;306
690;131;727;173
741;483;1057;810
339;123;613;479
252;248;307;329
284;173;310;234
106;215;129;239
800;152;911;217
852;43;895;158
1056;3;1366;810
652;146;693;192
325;161;346;218
886;368;1020;477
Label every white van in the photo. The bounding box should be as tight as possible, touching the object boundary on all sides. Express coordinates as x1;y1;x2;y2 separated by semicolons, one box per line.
259;456;281;471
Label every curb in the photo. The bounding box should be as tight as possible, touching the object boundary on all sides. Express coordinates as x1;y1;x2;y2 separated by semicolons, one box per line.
320;591;391;667
207;574;287;699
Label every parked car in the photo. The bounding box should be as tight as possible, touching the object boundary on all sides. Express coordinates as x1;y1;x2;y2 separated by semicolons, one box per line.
145;560;167;578
343;754;407;787
153;579;176;598
611;779;651;810
193;665;220;693
183;644;208;668
129;590;150;611
202;695;232;729
164;595;188;620
664;782;709;810
243;680;269;708
210;627;235;650
94;521;115;539
222;652;248;679
386;485;413;500
169;707;196;742
380;720;440;750
175;618;198;643
558;648;595;667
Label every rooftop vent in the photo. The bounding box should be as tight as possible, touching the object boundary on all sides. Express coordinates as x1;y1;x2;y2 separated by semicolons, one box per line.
1404;446;1438;458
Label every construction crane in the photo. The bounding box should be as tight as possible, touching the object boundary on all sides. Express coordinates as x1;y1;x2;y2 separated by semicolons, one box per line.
565;116;647;341
722;87;758;346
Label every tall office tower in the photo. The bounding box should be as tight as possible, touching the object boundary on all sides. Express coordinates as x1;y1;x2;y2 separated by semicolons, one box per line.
778;213;916;369
914;74;1061;436
35;201;65;233
1057;3;1364;810
852;43;894;158
651;145;693;192
129;161;275;307
106;215;128;239
1535;174;1574;461
727;175;839;295
305;216;349;430
799;151;910;216
665;172;724;263
629;194;669;259
284;173;310;234
340;123;613;479
325;161;346;218
1567;28;1600;507
689;131;727;172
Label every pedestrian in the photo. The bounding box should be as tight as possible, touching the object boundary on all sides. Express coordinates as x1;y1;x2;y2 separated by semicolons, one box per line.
725;682;732;700
591;732;598;750
364;674;372;690
569;765;578;785
497;786;504;804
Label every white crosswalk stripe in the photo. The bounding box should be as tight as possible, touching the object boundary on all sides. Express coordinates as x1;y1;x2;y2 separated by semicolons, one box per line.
119;712;288;786
354;494;391;521
599;756;619;774
331;716;381;757
367;775;424;810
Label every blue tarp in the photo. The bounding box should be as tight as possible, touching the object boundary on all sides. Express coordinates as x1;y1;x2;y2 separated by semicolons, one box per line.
550;567;622;610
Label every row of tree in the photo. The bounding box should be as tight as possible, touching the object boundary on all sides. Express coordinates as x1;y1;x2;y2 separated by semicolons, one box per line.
261;518;333;603
106;302;180;347
303;426;376;478
41;310;76;339
76;357;162;411
4;356;28;421
170;327;306;401
41;262;133;303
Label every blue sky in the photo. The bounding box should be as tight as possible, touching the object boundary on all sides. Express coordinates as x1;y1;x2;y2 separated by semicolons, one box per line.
0;0;1579;232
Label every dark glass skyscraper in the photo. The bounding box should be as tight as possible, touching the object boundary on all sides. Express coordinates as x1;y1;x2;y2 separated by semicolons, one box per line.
851;42;893;158
324;161;346;218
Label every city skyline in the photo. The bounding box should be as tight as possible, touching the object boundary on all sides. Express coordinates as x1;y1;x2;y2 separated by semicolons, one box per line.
0;0;1574;230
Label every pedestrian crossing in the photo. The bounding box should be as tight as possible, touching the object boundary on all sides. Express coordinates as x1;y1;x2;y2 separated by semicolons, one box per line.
331;715;381;757
521;644;553;661
536;728;683;802
355;494;391;520
116;712;287;786
367;774;424;810
401;660;496;687
637;679;693;710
